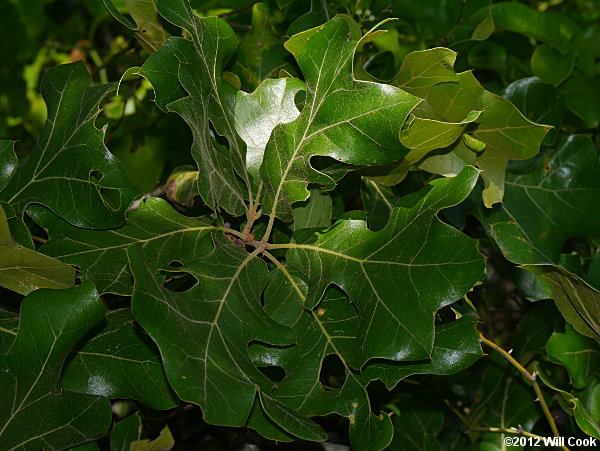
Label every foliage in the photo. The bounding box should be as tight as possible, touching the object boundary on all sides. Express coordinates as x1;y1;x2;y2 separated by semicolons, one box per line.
0;0;599;449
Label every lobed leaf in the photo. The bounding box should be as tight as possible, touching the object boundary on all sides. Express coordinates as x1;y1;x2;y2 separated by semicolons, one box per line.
0;62;138;228
0;282;112;450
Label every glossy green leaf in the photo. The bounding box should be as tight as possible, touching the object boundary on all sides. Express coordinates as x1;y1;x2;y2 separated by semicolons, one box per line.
0;62;138;228
234;77;305;180
260;17;420;220
531;44;575;87
140;2;251;216
502;77;565;143
286;167;484;366
29;198;217;295
110;413;142;451
0;204;75;295
363;316;483;389
254;285;394;450
62;308;179;410
126;240;318;436
0;282;112;450
547;324;600;389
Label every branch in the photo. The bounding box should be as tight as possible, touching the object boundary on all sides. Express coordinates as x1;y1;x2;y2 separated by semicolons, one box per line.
478;332;568;450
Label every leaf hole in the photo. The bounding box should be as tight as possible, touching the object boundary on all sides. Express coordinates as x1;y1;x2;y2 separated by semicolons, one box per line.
319;354;346;391
257;365;286;383
161;270;198;292
89;170;103;181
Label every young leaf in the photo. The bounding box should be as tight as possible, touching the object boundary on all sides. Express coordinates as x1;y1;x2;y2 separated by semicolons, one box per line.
0;282;112;450
0;62;138;228
260;17;420;222
62;308;180;410
0;204;75;295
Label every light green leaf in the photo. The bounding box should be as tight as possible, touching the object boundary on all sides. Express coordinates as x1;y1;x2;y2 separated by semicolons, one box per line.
103;0;169;53
62;308;179;410
0;204;75;295
130;425;174;451
260;17;420;220
285;167;484;366
400;109;481;157
0;62;138;228
234;77;305;180
471;5;495;41
417;141;477;178
392;47;459;96
0;282;112;450
291;188;332;231
427;71;551;207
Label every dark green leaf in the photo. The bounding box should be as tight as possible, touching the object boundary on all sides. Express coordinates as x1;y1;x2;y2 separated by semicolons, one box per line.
62;308;179;410
285;167;484;365
0;62;138;228
141;3;251;215
29;198;217;295
0;282;112;450
110;413;142;451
